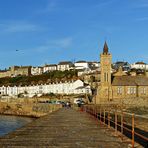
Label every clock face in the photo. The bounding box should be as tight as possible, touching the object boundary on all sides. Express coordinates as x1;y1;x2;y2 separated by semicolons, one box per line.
104;59;109;65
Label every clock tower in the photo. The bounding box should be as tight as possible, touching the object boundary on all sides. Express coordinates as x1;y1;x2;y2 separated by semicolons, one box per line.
100;41;112;86
96;41;112;103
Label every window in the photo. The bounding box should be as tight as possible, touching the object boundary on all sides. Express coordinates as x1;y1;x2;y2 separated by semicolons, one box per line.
140;87;146;94
127;87;136;94
107;73;108;82
117;86;122;95
39;86;42;89
133;88;136;94
104;72;108;82
144;88;146;94
104;73;106;82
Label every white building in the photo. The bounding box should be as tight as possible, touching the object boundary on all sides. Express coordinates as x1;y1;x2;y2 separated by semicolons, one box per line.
75;61;100;76
74;61;89;70
90;61;100;68
0;80;92;98
31;67;43;75
43;64;57;73
74;85;91;94
131;62;148;70
57;61;74;71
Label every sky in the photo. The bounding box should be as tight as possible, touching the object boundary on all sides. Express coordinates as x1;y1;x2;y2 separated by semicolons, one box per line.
0;0;148;69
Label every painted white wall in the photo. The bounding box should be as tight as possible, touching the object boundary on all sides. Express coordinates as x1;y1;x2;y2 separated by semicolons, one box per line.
131;63;148;70
57;64;70;71
0;80;91;97
31;67;43;75
43;65;57;73
74;62;89;70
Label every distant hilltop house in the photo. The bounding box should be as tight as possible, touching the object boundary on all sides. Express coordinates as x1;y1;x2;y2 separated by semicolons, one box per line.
0;66;31;78
57;61;74;71
31;66;43;75
75;61;100;76
43;64;57;73
95;42;148;104
74;61;90;70
0;79;92;98
131;62;148;70
0;60;100;78
113;61;131;72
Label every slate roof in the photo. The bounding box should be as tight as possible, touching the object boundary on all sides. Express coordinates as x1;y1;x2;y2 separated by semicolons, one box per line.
58;61;73;65
75;61;87;63
44;64;57;67
75;86;86;89
135;62;146;64
112;75;148;86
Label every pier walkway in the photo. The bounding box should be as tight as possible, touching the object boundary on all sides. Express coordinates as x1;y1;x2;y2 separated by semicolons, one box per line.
0;108;128;147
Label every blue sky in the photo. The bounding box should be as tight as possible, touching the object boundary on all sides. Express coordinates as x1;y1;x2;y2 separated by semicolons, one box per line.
0;0;148;69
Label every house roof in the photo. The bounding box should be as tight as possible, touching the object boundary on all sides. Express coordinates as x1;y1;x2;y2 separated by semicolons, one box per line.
44;64;57;67
18;66;31;69
75;86;86;89
135;62;146;65
75;60;87;63
58;61;73;65
112;75;148;86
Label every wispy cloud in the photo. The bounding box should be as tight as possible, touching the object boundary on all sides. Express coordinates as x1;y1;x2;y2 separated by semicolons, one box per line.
34;37;73;52
0;21;41;33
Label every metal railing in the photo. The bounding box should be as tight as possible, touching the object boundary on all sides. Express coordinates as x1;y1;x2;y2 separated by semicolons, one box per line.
80;105;148;148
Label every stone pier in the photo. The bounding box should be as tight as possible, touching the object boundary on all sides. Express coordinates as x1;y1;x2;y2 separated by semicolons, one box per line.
0;108;128;147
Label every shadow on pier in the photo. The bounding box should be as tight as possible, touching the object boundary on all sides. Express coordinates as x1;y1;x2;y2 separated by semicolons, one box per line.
98;113;148;148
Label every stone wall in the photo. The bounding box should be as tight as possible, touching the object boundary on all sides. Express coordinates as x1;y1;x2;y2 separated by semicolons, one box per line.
0;102;62;117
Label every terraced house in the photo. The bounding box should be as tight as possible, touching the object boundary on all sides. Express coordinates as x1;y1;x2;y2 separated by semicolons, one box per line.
96;42;148;104
0;79;91;98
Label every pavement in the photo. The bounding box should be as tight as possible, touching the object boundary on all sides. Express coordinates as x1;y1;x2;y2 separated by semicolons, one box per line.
0;108;129;148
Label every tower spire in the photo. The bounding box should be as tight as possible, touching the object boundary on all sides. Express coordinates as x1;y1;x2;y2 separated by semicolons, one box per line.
103;41;108;54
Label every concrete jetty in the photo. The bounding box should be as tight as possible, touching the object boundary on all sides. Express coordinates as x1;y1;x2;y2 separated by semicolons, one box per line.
0;108;128;147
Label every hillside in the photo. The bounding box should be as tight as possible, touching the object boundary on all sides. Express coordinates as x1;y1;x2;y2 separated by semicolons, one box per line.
0;70;78;86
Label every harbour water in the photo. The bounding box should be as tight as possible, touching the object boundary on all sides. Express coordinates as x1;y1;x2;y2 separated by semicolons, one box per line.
0;115;34;136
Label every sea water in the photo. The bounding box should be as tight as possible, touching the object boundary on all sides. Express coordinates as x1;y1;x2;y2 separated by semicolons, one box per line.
0;115;34;136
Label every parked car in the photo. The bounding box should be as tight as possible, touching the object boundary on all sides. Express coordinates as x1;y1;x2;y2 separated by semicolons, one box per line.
74;98;85;105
